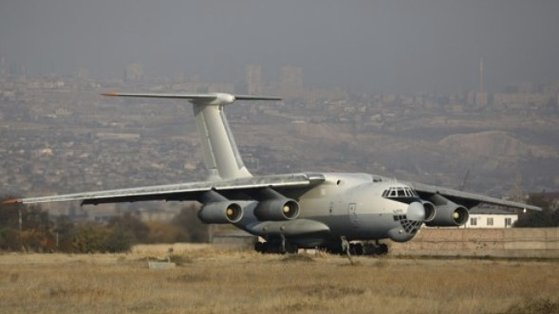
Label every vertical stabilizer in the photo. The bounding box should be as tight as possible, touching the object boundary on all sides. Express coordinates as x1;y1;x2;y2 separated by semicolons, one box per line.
193;102;251;179
102;92;281;180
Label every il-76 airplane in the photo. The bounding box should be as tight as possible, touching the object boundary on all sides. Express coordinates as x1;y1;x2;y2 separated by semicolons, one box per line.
4;92;540;255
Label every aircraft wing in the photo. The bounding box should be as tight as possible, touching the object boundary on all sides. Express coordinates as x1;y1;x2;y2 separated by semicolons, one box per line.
405;181;541;211
4;173;325;206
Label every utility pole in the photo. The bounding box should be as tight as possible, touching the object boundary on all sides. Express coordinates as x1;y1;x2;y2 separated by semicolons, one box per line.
478;57;487;106
18;207;23;251
480;57;484;95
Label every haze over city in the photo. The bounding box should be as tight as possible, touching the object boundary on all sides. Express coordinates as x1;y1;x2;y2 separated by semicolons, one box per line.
1;0;558;203
1;0;559;93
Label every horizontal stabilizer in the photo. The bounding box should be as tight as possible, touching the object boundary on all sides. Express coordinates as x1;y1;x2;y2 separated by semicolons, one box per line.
233;95;283;101
101;91;282;179
102;92;281;105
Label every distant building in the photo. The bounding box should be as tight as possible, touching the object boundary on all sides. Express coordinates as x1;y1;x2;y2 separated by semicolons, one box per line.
0;57;6;77
207;82;235;94
280;65;304;97
246;64;263;94
124;63;144;82
77;68;90;80
461;207;518;229
475;92;488;106
493;93;552;108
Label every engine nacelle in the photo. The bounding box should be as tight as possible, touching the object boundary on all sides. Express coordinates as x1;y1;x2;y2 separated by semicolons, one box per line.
254;199;299;221
421;201;437;222
426;204;468;226
198;201;243;224
405;201;436;222
425;194;469;226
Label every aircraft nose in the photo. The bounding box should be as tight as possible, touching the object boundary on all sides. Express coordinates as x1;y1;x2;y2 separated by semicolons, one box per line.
406;202;426;221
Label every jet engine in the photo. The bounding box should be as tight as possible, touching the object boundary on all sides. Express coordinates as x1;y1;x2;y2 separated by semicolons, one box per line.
425;195;469;226
254;199;300;221
198;201;244;224
405;201;436;222
421;201;437;222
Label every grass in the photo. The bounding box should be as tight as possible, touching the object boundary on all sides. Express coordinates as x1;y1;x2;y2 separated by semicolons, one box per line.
0;245;558;313
497;298;559;314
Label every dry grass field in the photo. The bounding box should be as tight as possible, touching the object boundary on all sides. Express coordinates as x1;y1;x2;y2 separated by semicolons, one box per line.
1;244;558;314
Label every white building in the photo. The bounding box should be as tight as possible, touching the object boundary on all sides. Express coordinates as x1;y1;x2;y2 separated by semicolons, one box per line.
461;207;519;229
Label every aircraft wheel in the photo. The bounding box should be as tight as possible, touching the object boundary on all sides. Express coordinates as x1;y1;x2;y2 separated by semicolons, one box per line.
378;244;388;255
254;241;264;253
285;242;298;254
362;243;376;255
350;243;363;256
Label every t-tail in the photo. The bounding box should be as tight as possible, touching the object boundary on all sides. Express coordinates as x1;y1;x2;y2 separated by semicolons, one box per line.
102;92;281;180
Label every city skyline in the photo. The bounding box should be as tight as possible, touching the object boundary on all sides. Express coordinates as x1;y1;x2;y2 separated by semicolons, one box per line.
1;1;559;94
3;59;558;96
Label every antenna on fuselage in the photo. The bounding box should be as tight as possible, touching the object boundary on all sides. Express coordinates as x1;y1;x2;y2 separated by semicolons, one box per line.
102;92;282;180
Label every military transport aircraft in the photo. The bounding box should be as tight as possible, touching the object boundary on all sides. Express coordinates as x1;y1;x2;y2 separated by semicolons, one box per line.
3;92;540;255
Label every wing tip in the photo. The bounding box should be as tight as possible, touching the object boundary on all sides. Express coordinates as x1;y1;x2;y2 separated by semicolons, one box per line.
1;198;22;205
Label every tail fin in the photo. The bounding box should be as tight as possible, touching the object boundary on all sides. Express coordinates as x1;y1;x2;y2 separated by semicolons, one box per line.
102;92;281;180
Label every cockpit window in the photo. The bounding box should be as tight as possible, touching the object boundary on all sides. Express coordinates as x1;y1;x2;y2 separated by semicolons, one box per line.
383;186;418;199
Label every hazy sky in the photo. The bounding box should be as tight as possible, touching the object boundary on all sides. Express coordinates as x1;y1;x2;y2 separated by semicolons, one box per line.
1;0;558;93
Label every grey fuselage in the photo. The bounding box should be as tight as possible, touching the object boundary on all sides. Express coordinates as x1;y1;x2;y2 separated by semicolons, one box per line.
237;173;421;248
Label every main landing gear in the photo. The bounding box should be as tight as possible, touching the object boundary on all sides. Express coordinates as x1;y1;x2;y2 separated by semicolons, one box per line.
254;236;389;256
349;242;388;256
254;235;298;254
323;239;388;256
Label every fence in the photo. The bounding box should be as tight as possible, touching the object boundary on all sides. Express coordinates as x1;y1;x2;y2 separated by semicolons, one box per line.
390;228;559;258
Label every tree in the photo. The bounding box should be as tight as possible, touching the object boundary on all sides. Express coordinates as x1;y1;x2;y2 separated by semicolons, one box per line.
104;227;135;252
68;222;138;253
0;196;54;252
71;223;112;253
171;203;209;243
145;221;187;243
1;196;213;252
514;193;559;227
53;215;76;251
107;213;150;244
0;195;22;251
20;205;55;251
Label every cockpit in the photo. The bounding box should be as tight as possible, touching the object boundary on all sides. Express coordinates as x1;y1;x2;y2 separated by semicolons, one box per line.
382;186;418;199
